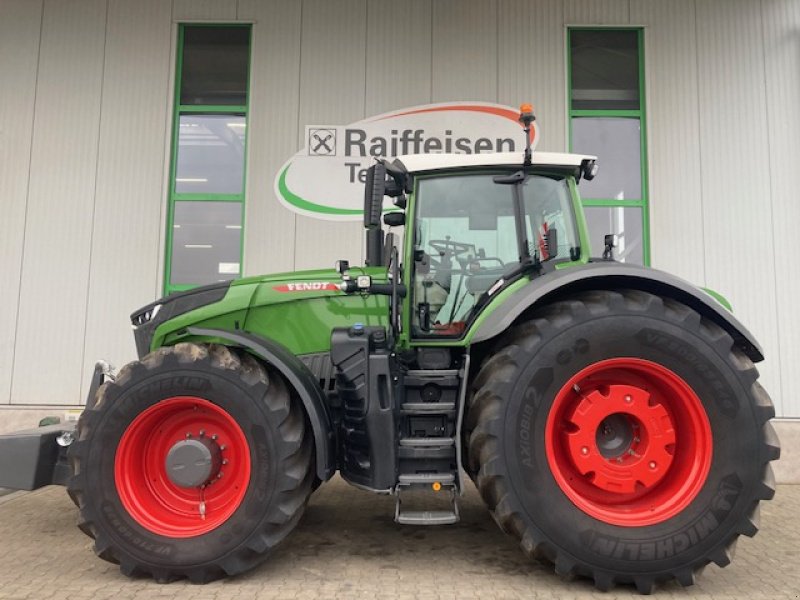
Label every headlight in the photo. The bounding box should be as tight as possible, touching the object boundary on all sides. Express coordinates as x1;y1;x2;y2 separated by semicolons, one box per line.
131;303;162;329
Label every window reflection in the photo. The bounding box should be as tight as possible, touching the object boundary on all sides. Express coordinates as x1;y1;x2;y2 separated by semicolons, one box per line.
584;206;644;265
170;201;243;286
175;114;246;194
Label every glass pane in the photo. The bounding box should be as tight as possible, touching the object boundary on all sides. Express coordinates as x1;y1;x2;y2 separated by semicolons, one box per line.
584;206;644;265
170;201;242;286
412;173;579;336
180;26;250;106
572;117;641;200
570;29;639;110
522;176;581;261
175;114;246;194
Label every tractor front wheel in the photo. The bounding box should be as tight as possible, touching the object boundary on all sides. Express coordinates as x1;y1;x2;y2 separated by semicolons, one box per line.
68;343;314;583
466;290;779;593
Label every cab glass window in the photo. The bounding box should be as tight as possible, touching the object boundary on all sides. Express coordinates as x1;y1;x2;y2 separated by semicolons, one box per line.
412;173;578;336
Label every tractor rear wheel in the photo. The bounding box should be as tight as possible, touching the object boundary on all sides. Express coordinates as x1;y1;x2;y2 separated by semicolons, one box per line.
465;290;779;593
68;343;314;583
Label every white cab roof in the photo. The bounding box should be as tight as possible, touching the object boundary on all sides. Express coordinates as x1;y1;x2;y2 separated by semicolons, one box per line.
395;151;596;174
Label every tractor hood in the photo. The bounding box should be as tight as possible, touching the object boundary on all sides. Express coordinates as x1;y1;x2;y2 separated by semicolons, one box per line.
131;267;389;359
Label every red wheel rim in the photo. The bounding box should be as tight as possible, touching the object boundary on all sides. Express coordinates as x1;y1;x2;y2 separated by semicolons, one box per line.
114;397;251;537
545;358;712;526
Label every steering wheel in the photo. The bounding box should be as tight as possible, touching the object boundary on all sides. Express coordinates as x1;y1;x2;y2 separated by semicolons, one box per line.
429;238;474;260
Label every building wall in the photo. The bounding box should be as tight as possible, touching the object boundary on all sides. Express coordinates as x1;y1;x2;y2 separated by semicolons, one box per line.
1;0;797;427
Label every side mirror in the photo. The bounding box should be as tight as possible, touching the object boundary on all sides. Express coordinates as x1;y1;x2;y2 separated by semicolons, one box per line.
363;162;386;228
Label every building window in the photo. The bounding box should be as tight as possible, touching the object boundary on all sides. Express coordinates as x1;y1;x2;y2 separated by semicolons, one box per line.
568;28;649;265
164;24;251;295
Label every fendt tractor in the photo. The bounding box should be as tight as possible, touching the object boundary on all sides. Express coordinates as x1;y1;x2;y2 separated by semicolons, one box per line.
0;106;779;593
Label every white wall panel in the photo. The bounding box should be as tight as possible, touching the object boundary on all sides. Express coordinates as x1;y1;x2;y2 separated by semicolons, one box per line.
0;0;43;405
365;0;432;113
173;0;237;21
762;0;800;417
364;0;434;256
432;0;497;102
79;0;174;402
293;0;367;271
695;0;781;414
239;0;302;276
565;0;629;24
12;0;107;405
498;0;565;153
631;0;706;284
0;0;795;420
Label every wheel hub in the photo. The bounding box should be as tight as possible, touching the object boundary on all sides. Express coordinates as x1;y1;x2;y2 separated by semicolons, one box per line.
595;413;635;459
545;358;713;527
565;384;676;494
165;437;222;488
114;396;251;537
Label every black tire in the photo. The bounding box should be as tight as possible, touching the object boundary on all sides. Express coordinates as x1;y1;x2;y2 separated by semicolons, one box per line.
68;343;314;583
465;290;779;593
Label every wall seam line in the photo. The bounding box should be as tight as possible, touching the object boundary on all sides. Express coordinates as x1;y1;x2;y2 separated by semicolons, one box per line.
293;0;304;272
692;0;707;288
429;0;434;102
78;0;111;403
758;0;784;416
156;0;178;296
363;0;368;116
495;0;499;103
9;0;47;406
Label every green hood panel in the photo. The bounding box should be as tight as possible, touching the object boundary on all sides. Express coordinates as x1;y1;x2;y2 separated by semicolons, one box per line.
152;267;389;356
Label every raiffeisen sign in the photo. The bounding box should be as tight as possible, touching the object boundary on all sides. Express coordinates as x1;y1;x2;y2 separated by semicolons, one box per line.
274;102;539;221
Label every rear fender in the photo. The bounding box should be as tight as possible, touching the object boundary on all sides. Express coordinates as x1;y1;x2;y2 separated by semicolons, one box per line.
187;327;336;481
470;262;764;362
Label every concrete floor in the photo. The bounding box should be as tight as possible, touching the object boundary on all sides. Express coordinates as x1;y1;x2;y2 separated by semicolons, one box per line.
0;477;798;599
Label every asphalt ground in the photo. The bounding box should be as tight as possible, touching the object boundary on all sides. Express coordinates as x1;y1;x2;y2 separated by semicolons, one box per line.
0;477;798;599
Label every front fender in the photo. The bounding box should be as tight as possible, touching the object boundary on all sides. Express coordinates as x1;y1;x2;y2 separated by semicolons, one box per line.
470;262;764;362
187;327;336;481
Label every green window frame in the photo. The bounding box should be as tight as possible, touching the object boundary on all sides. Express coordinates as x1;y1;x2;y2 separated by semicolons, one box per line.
164;23;252;295
567;27;650;265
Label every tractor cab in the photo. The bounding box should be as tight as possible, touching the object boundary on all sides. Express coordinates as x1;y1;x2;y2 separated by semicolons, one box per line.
357;142;598;343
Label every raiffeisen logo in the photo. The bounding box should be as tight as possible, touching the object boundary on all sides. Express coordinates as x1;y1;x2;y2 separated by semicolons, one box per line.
274;102;539;221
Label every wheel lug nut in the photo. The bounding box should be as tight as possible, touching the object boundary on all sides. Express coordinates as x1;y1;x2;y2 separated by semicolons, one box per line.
649;461;657;469
211;434;218;441
220;445;226;451
581;446;589;455
217;473;223;479
624;395;632;403
222;459;229;465
199;430;205;437
185;432;192;438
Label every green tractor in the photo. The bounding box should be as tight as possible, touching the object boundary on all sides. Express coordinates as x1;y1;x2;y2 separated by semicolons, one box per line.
0;107;778;592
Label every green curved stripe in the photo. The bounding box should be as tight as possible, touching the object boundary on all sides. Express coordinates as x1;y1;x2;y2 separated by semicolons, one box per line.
278;164;364;216
702;287;733;312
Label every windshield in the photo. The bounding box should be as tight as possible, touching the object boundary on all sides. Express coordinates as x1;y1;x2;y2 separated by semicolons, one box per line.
412;172;579;336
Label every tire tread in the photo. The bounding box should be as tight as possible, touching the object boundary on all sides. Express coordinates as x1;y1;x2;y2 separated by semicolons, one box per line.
465;289;779;593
